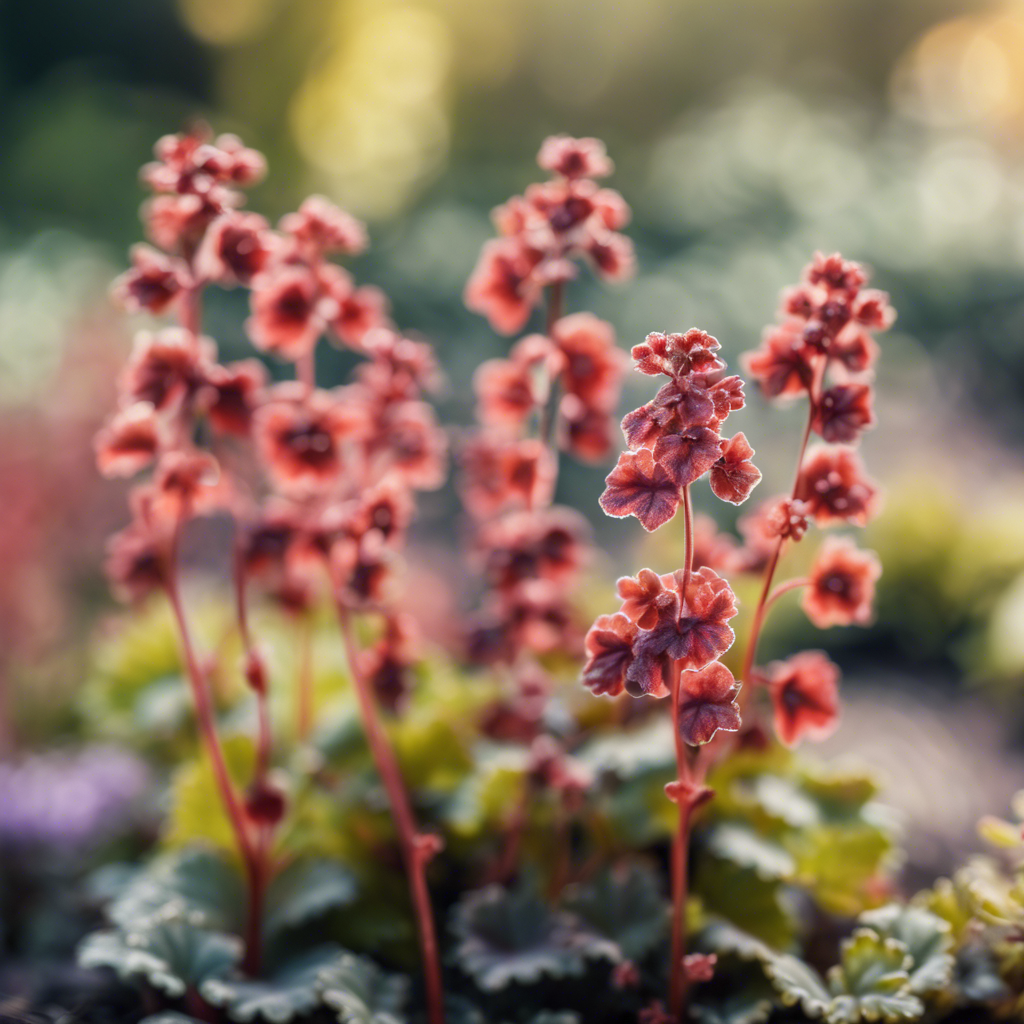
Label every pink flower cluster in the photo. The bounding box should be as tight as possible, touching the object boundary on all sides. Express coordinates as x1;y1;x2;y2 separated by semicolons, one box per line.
465;136;634;336
461;137;633;687
584;329;761;743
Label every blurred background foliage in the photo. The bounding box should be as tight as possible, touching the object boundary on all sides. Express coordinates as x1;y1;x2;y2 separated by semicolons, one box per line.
4;0;1024;858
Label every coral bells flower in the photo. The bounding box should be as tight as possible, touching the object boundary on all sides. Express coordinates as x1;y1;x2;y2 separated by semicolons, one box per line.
632;329;724;381
118;328;214;412
802;536;881;628
329;282;390;349
474;348;546;429
477;507;589;592
95;403;163;478
552;313;625;411
464;239;543;335
616;568;679;629
247;265;326;360
460;436;555;518
677;662;741;746
194;211;276;287
581;613;638;696
112;245;191;314
654;427;723;489
151;450;228;523
709;433;761;505
600;447;680;531
280;195;367;257
201;359;268;436
743;322;814;398
766;650;840;746
374;402;447;491
813;384;875;444
795;445;880;526
105;521;168;602
558;394;616;462
254;385;364;493
626;567;738;695
537;135;614;179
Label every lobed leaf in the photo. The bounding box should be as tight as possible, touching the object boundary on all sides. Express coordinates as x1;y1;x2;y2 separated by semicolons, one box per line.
263;859;359;939
317;950;408;1024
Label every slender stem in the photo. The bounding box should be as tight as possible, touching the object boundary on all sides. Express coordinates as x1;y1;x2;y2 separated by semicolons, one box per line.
336;606;445;1024
234;541;272;781
741;354;826;691
765;576;809;612
669;483;695;1019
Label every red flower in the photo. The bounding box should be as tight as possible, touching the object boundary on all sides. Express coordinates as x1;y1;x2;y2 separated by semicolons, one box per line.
805;252;866;293
552;313;625;410
581;613;637;697
537;135;614;180
351;477;415;545
194;211;276;286
460;436;555;518
742;321;814;398
474;356;541;429
627;567;738;693
111;244;191;314
151;450;228;523
831;327;879;374
813;384;875;444
254;385;364;493
95;404;163;478
631;329;724;381
653;427;722;488
331;528;394;608
118;328;214;412
358;329;440;401
279;196;367;256
600;447;680;532
621;380;714;449
802;536;881;628
677;662;741;746
795;445;880;526
331;284;390;349
766;650;840;746
464;238;543;335
375;401;447;491
501;578;581;657
105;520;168;603
852;289;896;330
477;507;589;592
709;432;761;505
247;265;326;360
585;230;635;281
201;359;268;436
616;568;677;629
558;395;616;462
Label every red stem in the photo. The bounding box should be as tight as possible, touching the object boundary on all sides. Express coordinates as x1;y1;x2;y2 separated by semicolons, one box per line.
741;355;826;691
668;484;695;1019
336;606;445;1024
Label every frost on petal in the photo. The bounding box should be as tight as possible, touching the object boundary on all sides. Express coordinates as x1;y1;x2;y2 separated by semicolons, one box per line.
599;448;680;531
813;384;875;444
616;568;678;629
653;427;722;488
677;662;741;746
582;613;637;696
795;445;881;526
742;322;814;398
709;432;762;505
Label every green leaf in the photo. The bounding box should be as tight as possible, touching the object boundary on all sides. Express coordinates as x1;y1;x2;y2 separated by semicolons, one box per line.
575;718;675;779
825;929;923;1024
164;736;256;854
79;919;241;998
707;824;796;882
748;774;820;829
317;951;408;1024
201;946;343;1023
697;920;774;964
858;904;953;995
450;884;620;991
695;860;797;949
109;848;243;934
952;943;1011;1003
765;953;831;1018
263;859;358;939
562;862;668;961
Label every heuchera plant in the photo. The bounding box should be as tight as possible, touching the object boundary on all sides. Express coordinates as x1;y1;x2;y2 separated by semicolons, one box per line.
95;125;448;1021
583;252;890;1019
81;128;1022;1024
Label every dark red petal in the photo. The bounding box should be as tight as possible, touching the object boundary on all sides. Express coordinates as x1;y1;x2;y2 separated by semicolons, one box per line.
653;428;722;488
